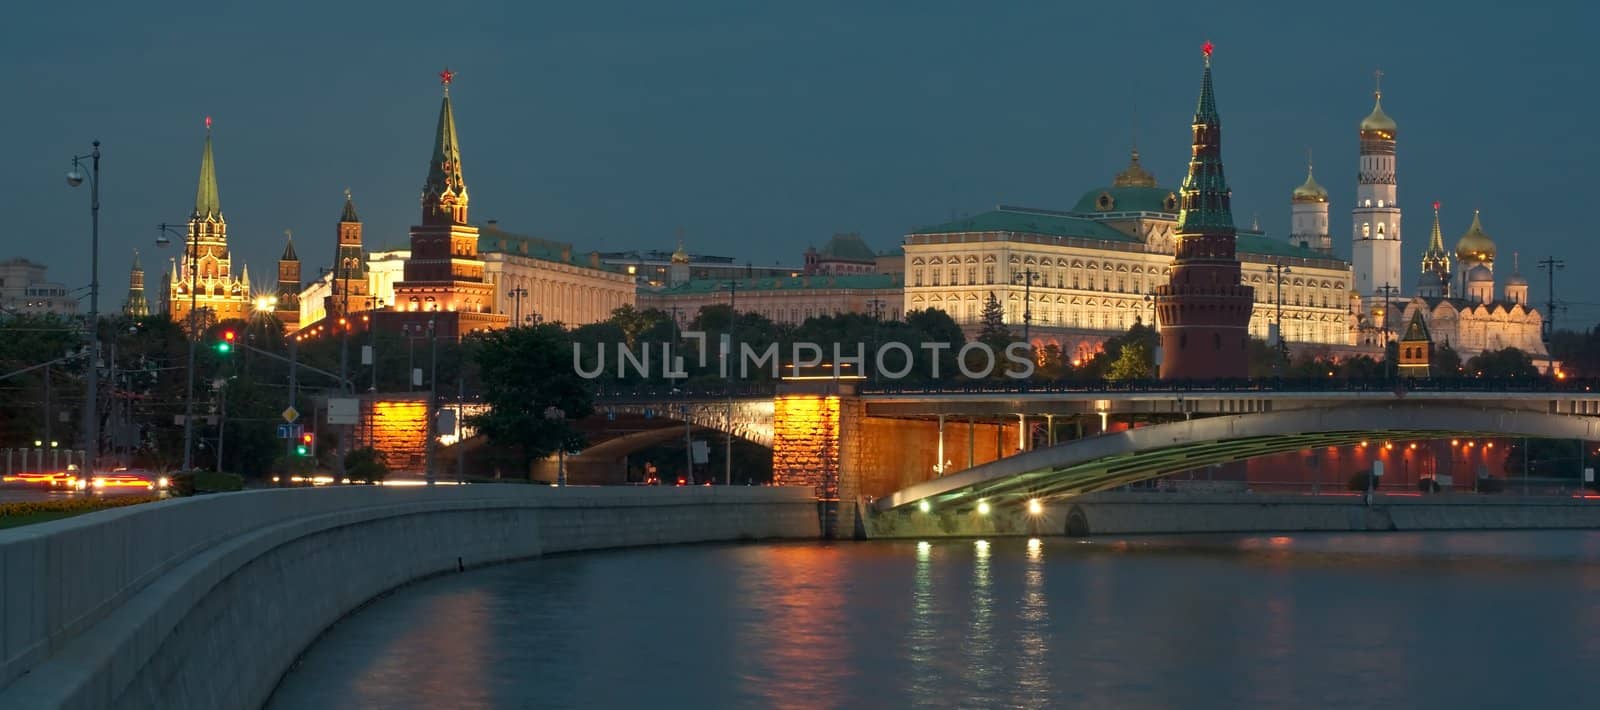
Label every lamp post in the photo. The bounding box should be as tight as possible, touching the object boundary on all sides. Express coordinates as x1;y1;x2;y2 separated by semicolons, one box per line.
367;298;384;393
1376;283;1401;381
866;298;885;385
155;221;201;470
1267;261;1292;377
65;142;101;473
508;287;528;326
422;319;438;485
544;406;566;487
1012;268;1041;351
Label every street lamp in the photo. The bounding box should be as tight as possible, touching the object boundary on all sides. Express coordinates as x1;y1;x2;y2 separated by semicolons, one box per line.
544;405;566;487
1375;282;1401;381
1267;261;1291;377
1013;268;1041;351
156;221;202;470
65;141;102;474
507;287;528;326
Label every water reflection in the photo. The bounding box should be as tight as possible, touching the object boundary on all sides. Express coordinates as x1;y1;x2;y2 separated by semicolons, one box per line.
274;532;1600;709
1013;537;1052;707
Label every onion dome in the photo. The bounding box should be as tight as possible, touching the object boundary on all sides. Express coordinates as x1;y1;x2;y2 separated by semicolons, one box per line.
1454;210;1496;263
1505;253;1528;285
1112;149;1158;188
1291;163;1328;203
1418;269;1443;289
670;239;690;264
1467;264;1493;283
1360;92;1397;140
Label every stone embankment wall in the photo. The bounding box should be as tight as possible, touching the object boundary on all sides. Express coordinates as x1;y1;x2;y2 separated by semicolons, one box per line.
868;491;1600;538
0;485;818;709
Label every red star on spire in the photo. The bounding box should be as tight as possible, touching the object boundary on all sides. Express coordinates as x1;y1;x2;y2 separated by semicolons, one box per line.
205;115;212;131
439;67;455;86
1202;40;1214;58
1433;200;1440;211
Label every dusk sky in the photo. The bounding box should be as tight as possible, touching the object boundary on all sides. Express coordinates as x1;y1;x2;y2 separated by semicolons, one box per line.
9;1;1598;323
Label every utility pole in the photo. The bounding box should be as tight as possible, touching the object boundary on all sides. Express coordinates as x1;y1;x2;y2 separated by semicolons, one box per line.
285;333;298;477
722;280;738;485
1537;256;1565;343
456;372;465;484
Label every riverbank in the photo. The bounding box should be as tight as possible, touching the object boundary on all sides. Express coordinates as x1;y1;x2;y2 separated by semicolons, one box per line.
0;485;817;710
866;490;1600;538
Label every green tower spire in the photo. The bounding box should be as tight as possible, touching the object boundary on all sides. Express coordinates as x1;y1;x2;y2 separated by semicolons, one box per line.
341;187;360;223
194;118;222;221
1176;42;1235;236
422;69;469;224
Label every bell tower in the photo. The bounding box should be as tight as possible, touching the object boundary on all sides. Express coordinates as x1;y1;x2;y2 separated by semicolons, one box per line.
1352;71;1403;311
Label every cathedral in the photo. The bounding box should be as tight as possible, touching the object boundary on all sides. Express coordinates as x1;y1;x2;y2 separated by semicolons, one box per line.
1337;80;1550;367
167;121;252;330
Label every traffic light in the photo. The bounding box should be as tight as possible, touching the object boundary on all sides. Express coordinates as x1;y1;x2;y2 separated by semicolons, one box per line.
215;329;237;355
296;431;314;456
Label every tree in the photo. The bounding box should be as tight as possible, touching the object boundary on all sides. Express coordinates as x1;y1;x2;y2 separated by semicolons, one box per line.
465;324;594;477
1433;343;1463;378
1465;347;1538;379
1105;341;1153;381
977;292;1011;351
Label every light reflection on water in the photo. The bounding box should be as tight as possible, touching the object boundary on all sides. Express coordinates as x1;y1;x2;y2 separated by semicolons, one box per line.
270;531;1600;710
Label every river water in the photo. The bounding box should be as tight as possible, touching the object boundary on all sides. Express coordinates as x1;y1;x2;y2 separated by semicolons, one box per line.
270;532;1600;709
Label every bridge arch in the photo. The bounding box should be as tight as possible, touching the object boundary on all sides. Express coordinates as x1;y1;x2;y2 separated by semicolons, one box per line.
876;403;1600;512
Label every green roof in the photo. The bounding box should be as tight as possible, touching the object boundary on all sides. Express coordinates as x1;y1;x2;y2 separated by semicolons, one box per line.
1069;185;1178;215
815;233;877;261
477;224;621;272
1235;233;1335;261
910;208;1138;243
651;273;900;295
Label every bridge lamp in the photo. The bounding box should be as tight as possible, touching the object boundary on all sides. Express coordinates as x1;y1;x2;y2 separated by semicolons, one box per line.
976;500;991;516
918;499;931;514
1027;499;1043;515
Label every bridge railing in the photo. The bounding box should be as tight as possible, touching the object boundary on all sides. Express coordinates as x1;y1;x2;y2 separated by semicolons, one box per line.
858;377;1598;396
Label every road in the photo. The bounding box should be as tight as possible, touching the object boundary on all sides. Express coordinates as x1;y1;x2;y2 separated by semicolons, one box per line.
0;487;153;504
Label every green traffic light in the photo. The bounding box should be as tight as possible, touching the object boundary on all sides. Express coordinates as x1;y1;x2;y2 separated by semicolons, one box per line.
215;342;232;354
296;444;309;456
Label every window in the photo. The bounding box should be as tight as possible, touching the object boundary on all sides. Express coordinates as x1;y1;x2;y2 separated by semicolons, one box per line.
968;267;977;284
984;266;995;284
1072;274;1080;289
1362;223;1371;238
932;270;942;286
913;268;923;287
950;267;959;285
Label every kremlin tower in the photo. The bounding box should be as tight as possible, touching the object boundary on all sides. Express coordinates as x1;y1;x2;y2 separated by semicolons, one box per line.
169;119;251;330
1418;201;1451;297
275;232;301;330
1351;73;1402;316
329;190;372;319
388;69;506;338
1289;153;1330;254
122;250;149;318
1154;43;1254;380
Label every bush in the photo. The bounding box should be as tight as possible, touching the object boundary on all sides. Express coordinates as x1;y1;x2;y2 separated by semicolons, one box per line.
170;470;245;497
1476;476;1505;494
345;447;389;483
1347;471;1383;491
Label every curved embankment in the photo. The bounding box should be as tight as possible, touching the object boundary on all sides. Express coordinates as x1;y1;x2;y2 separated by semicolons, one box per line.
0;485;818;709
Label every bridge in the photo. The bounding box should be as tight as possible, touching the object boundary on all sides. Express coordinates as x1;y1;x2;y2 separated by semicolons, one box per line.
589;380;1600;535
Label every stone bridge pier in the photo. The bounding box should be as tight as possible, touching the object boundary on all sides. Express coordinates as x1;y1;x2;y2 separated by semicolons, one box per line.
771;382;1020;538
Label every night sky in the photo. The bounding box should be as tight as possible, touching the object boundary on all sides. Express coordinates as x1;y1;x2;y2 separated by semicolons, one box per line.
8;1;1597;323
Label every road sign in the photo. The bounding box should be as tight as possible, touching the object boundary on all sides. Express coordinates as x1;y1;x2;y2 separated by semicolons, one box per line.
1586;467;1595;483
277;424;291;439
281;406;300;423
691;440;709;465
328;397;359;425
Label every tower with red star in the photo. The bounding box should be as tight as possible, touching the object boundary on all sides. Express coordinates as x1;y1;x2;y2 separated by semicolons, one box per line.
1153;43;1255;379
389;69;506;337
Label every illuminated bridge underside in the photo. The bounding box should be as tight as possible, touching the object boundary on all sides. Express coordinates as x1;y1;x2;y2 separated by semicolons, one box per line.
597;400;774;448
876;404;1600;513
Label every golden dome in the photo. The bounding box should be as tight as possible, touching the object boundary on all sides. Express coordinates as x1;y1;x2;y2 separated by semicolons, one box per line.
1112;149;1158;188
1454;210;1496;263
1291;164;1328;203
670;239;689;264
1359;94;1397;139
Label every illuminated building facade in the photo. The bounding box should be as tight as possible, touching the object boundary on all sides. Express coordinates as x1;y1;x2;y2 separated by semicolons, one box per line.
640;273;903;326
0;258;77;316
